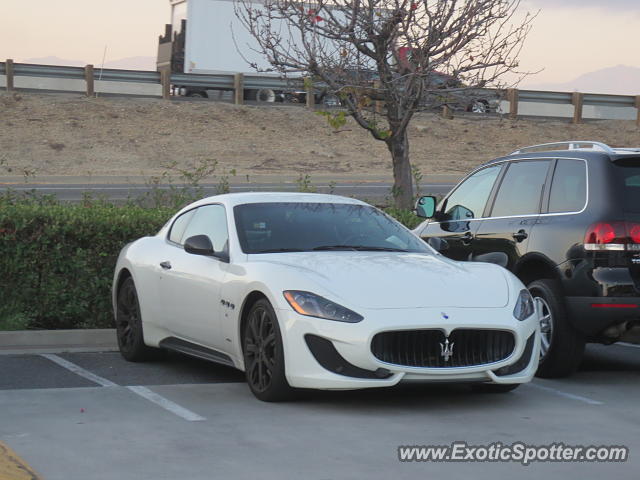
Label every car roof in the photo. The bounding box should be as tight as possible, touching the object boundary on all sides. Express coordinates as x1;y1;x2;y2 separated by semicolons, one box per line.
481;141;640;168
186;192;367;210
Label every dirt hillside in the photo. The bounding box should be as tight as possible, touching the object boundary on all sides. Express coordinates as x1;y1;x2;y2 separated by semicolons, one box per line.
1;92;639;180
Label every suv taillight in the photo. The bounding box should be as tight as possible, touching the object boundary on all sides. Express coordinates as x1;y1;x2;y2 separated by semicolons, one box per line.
584;222;640;251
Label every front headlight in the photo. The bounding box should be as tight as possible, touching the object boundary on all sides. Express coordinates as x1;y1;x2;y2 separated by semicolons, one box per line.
513;289;535;321
283;291;363;323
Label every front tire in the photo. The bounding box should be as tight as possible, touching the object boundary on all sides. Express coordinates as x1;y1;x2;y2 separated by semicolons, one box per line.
243;299;294;402
115;277;160;362
528;279;585;378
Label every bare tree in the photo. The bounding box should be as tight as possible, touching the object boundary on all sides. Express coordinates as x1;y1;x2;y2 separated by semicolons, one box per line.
235;0;535;208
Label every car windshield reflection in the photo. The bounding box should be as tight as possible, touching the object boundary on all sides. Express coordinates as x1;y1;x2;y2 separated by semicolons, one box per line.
234;202;430;254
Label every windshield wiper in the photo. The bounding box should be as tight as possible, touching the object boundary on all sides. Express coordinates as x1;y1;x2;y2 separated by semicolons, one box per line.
312;245;408;252
253;248;306;253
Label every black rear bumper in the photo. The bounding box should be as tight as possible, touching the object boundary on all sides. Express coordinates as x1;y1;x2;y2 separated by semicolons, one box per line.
566;296;640;336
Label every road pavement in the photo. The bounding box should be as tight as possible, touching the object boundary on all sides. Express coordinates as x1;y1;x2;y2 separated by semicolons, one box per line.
0;343;639;479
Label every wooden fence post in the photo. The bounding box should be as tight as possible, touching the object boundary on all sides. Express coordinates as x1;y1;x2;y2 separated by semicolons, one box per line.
84;64;95;97
234;73;244;105
507;88;518;119
305;77;315;109
5;59;14;91
572;92;584;124
160;68;171;100
635;96;640;127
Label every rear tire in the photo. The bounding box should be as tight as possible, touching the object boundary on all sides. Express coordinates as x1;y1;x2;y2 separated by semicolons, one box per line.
528;279;585;378
242;299;295;402
115;277;161;362
472;383;520;393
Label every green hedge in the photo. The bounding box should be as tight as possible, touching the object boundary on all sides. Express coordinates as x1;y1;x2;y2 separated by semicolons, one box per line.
0;196;419;330
0;198;173;330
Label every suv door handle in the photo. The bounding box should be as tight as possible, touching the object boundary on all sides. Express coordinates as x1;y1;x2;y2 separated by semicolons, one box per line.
512;230;528;242
160;261;172;270
461;231;474;245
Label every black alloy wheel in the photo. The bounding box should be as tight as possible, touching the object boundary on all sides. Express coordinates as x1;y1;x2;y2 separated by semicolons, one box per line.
116;277;160;362
243;299;294;401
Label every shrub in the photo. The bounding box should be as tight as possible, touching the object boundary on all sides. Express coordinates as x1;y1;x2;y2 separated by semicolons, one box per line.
0;196;173;330
0;194;421;330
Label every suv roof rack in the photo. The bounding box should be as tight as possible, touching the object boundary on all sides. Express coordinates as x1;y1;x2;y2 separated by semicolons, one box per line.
509;141;616;155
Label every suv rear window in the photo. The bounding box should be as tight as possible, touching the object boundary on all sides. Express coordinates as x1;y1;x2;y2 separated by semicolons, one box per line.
615;158;640;213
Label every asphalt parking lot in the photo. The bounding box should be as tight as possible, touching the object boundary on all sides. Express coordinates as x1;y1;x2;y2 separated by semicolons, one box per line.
1;344;639;480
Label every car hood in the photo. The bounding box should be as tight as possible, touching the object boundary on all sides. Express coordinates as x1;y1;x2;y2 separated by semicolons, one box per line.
251;252;509;309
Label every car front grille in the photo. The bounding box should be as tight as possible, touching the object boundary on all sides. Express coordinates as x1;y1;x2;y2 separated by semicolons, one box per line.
371;329;515;368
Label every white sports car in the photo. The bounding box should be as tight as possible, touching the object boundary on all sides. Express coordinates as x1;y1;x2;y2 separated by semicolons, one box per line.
113;193;540;401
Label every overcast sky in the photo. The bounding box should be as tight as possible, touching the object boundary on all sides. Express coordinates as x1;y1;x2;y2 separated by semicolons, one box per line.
2;0;639;89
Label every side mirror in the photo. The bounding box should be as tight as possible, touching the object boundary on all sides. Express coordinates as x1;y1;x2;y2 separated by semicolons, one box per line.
415;195;437;218
427;237;449;252
184;235;215;256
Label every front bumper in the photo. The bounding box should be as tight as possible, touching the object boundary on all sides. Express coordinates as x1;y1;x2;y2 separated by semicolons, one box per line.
277;306;540;390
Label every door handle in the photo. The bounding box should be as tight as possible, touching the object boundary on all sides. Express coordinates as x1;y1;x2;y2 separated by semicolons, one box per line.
160;261;172;270
512;229;528;242
461;231;474;245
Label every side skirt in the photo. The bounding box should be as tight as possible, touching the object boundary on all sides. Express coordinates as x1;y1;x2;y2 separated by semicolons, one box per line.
159;337;236;368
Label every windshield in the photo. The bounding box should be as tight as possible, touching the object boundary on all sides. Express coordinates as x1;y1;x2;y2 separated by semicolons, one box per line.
234;202;431;254
614;159;640;213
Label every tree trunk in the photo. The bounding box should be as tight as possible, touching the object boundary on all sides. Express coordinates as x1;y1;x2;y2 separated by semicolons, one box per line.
387;128;413;209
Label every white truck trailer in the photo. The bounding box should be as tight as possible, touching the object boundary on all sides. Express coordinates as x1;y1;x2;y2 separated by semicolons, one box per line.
157;0;309;102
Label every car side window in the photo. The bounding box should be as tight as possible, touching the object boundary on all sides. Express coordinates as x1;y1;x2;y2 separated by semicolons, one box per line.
548;159;587;213
168;209;196;244
490;160;550;217
442;165;502;221
181;204;229;253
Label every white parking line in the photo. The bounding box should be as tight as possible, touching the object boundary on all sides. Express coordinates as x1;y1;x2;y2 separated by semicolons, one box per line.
40;354;206;422
40;353;117;387
127;386;205;422
525;382;603;406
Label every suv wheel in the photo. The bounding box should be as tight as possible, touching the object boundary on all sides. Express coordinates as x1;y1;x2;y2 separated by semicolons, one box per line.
528;279;585;378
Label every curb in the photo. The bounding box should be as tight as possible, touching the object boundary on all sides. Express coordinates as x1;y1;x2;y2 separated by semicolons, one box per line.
0;329;118;354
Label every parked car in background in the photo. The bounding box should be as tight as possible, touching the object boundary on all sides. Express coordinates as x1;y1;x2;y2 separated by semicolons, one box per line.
114;193;540;402
414;141;640;378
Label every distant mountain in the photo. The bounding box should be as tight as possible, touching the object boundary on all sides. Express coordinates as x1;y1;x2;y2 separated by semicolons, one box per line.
20;56;87;67
19;55;156;71
523;65;640;95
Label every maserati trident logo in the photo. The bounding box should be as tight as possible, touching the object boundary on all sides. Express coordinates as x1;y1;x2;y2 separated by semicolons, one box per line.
440;338;455;362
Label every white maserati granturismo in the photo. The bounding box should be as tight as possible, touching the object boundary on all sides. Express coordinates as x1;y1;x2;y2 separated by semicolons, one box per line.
113;193;540;401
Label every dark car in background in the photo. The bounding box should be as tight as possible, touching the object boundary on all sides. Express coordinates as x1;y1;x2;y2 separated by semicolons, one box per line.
414;141;640;378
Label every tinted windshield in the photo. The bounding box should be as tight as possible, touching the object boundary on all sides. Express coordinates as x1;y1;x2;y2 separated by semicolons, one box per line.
234;202;430;254
615;159;640;213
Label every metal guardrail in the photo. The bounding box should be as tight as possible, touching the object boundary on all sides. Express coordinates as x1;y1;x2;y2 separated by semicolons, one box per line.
97;68;160;84
171;72;234;89
1;60;639;124
13;63;85;80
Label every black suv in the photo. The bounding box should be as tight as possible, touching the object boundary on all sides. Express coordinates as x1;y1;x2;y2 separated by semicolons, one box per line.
414;141;640;378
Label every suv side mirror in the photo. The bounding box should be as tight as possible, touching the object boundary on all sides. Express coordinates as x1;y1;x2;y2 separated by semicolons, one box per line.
415;196;437;218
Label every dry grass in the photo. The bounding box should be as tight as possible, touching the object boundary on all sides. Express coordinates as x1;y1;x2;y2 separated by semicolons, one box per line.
1;92;639;179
